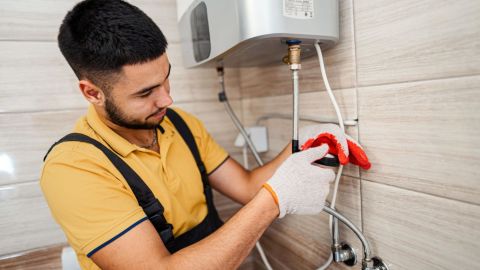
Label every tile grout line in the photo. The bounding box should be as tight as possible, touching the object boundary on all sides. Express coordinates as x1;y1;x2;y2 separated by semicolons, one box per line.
0;107;87;115
0;98;244;116
351;0;364;233
361;178;480;207
0;39;185;44
356;73;480;89
0;179;41;189
0;39;56;43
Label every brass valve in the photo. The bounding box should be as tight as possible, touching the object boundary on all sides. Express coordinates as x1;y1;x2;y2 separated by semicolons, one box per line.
284;40;302;70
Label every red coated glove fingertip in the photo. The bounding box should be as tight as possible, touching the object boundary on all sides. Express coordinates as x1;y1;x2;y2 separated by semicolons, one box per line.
337;151;349;165
347;139;371;170
360;162;371;170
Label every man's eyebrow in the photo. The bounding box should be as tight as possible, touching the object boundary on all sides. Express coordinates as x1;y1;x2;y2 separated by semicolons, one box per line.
132;63;171;96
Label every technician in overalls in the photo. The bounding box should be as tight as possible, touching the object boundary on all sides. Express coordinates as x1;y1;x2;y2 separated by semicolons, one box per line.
41;1;363;269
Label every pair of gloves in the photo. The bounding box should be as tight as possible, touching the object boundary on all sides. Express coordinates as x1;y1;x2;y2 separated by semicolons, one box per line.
263;124;370;218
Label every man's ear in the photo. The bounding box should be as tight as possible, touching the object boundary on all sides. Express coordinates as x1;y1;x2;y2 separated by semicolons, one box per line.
78;80;106;106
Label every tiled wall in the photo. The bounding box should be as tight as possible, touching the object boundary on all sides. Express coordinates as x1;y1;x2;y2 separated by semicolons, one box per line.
2;0;480;269
0;0;245;264
239;0;480;269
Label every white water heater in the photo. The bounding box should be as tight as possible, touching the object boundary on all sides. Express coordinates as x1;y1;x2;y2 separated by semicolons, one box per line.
177;0;339;68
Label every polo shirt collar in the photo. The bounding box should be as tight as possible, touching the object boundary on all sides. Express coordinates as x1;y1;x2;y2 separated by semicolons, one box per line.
86;105;138;157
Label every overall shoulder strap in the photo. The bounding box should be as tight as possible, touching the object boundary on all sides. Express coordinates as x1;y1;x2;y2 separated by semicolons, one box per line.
166;109;208;186
165;109;224;233
43;133;174;243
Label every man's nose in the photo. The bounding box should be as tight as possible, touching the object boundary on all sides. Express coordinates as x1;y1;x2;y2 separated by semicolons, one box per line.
155;87;173;108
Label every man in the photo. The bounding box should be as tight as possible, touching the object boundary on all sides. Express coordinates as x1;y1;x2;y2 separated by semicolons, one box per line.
40;1;353;269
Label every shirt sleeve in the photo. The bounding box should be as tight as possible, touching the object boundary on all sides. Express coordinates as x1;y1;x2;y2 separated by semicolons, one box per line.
171;108;229;174
40;146;147;257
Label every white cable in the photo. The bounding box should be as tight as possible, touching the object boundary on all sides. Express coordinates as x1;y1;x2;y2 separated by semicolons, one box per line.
314;43;345;132
242;144;249;169
314;43;345;270
256;242;273;270
317;253;333;270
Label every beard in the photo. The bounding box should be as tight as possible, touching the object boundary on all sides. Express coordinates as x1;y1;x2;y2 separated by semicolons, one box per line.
104;96;165;130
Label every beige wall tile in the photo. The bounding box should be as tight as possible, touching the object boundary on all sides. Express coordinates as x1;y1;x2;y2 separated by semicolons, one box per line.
257;176;363;270
132;0;180;43
355;0;480;86
358;76;480;204
0;244;65;269
0;41;87;113
0;182;66;255
168;43;241;103
0;0;76;41
239;0;356;98
362;180;480;269
0;0;180;43
0;109;84;186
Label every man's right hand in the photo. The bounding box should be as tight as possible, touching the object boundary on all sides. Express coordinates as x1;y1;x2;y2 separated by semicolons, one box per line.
263;144;335;218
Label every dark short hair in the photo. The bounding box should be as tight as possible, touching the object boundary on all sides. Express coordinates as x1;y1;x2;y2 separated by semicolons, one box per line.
58;0;168;91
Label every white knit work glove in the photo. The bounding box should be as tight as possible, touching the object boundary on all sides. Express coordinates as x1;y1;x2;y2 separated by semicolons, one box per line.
263;145;335;218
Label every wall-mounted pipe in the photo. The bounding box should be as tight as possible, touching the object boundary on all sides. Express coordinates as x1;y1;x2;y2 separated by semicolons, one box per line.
217;67;263;166
285;40;302;153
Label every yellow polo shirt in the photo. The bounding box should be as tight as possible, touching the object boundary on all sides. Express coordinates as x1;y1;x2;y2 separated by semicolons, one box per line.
40;105;229;270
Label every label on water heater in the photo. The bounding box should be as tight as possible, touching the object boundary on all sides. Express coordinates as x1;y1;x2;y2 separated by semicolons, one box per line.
283;0;314;19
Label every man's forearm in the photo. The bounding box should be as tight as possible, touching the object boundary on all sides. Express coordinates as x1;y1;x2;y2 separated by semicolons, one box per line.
247;142;292;194
165;189;279;269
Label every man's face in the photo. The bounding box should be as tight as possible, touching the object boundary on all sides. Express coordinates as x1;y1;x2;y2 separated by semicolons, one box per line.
103;53;173;129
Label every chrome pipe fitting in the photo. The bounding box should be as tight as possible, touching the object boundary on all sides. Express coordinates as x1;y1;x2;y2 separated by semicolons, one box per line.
362;257;390;270
323;206;390;269
332;242;357;266
323;206;371;259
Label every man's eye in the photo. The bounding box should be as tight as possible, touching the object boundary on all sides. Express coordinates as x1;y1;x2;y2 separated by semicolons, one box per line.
139;91;152;98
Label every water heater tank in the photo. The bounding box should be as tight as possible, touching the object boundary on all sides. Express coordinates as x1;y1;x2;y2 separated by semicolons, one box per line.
177;0;339;68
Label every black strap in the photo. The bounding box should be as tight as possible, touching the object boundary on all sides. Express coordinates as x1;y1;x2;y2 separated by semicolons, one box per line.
165;109;220;221
164;109;223;253
43;133;174;243
166;109;209;187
